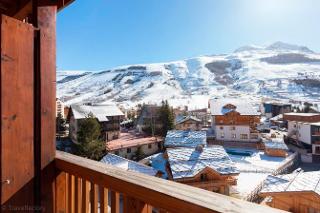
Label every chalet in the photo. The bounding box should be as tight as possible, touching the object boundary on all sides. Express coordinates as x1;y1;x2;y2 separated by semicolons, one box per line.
100;154;161;177
56;98;65;118
175;115;202;130
260;171;320;213
69;104;124;143
106;132;163;160
263;138;289;157
284;113;320;161
210;99;261;142
189;108;211;126
262;102;292;119
165;145;239;195
136;104;162;133
164;130;207;148
0;1;283;212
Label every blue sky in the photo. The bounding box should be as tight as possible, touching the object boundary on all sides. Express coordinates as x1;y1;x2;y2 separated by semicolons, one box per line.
57;0;320;70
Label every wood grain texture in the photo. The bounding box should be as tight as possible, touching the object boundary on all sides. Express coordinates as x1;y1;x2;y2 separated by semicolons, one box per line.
1;14;34;204
38;6;57;170
55;151;288;213
111;191;120;213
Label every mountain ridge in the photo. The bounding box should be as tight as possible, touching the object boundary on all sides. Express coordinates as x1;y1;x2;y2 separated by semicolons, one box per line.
57;42;320;109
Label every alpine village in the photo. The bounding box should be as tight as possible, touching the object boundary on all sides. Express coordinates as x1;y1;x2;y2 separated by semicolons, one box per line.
1;1;320;213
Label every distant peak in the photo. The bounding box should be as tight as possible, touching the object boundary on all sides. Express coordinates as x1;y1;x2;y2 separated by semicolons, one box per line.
266;41;314;53
234;45;264;53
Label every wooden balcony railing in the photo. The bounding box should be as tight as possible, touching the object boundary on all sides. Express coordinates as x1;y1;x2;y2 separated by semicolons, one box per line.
55;151;287;213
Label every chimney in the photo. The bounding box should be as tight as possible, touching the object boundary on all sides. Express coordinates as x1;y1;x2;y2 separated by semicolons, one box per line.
195;144;204;152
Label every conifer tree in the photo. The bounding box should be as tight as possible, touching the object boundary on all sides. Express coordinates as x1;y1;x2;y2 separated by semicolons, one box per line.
76;113;106;160
159;100;175;136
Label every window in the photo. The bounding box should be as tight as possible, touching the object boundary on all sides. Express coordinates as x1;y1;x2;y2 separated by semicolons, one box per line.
148;144;152;149
314;146;320;155
230;126;236;131
250;134;259;139
232;133;236;139
240;134;248;139
200;174;207;181
127;148;131;153
220;126;224;130
220;132;225;138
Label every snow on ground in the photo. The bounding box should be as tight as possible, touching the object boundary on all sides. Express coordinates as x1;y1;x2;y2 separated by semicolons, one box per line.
227;148;292;198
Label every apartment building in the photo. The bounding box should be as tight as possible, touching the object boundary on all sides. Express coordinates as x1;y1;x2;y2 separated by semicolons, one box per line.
261;102;292;118
56;98;66;118
284;113;320;158
210;99;261;142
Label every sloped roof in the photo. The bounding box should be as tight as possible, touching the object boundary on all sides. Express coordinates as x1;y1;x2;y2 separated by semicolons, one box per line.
263;138;289;150
71;104;124;122
167;146;239;180
261;171;320;196
176;115;201;125
210;99;260;116
106;132;160;151
100;154;158;176
164;130;206;148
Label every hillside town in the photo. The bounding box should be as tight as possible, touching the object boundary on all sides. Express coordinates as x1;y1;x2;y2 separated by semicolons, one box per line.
56;97;320;212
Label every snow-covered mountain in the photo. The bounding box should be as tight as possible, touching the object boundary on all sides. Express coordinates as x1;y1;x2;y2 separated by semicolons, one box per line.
57;42;320;109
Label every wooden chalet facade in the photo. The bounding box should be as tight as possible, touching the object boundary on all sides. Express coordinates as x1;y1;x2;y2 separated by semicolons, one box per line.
260;171;320;213
175;115;202;131
0;1;287;212
165;146;239;195
210;99;261;143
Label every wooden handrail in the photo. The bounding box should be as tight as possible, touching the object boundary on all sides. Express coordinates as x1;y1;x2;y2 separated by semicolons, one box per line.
55;151;287;213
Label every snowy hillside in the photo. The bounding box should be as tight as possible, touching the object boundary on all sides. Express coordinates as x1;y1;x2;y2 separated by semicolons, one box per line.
57;42;320;109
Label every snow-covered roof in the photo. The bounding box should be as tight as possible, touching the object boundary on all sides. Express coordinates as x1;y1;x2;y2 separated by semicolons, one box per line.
284;112;320;117
270;114;283;121
71;104;124;122
164;130;206;148
263;138;289;150
166;146;239;180
209;99;260;116
100;154;158;176
261;171;320;196
176;115;201;124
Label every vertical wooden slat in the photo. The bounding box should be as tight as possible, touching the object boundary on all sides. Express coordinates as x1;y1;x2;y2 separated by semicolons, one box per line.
111;191;120;213
55;171;67;212
81;179;89;213
68;174;75;213
99;187;108;213
74;176;82;213
1;14;34;205
90;183;98;213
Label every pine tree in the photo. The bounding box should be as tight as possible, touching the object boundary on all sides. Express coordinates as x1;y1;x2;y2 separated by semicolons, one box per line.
56;113;66;134
159;100;175;136
75;113;106;160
